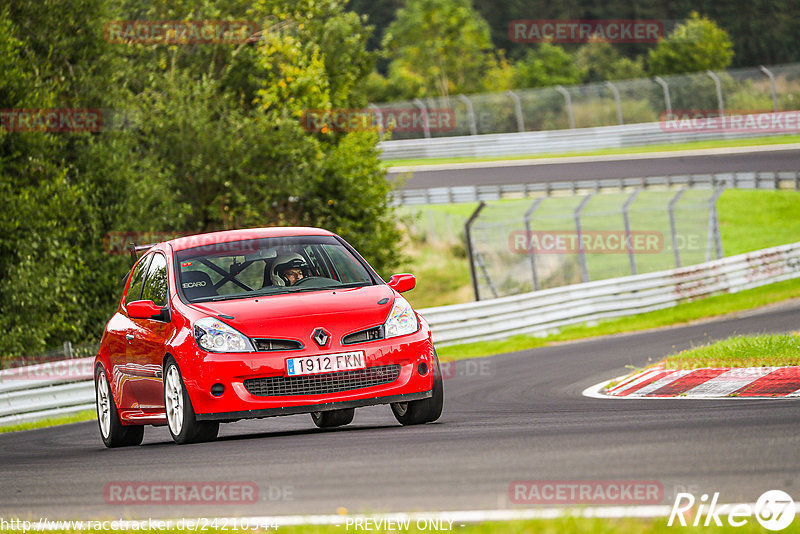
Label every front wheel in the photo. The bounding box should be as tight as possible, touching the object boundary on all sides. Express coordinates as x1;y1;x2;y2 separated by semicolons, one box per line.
311;408;355;428
164;357;219;445
95;365;144;448
391;355;444;425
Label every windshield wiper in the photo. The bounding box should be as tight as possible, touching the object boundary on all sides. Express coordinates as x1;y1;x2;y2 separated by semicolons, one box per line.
289;282;371;293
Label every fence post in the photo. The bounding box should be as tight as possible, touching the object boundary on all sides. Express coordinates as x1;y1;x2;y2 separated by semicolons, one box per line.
574;194;594;283
605;81;624;125
63;341;73;359
708;187;726;261
524;197;546;290
622;189;642;275
759;66;779;112
654;76;672;116
465;201;487;301
458;94;478;135
706;71;725;117
668;188;687;268
555;85;576;129
412;98;431;138
475;253;499;299
506;90;525;132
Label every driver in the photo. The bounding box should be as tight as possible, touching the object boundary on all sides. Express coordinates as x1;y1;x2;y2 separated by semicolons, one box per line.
270;253;309;286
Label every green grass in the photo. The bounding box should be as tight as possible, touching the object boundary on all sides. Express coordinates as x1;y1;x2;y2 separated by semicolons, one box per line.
436;277;800;361
0;409;95;433
718;189;800;256
18;517;800;534
385;135;800;167
663;333;800;369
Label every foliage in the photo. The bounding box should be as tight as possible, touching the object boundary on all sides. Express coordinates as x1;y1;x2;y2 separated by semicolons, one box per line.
574;39;646;83
647;12;734;76
511;43;585;89
381;0;498;98
0;0;402;358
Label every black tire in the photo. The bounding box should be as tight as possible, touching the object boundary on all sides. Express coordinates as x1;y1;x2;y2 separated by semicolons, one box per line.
95;365;144;448
311;408;355;428
391;355;444;426
164;357;219;445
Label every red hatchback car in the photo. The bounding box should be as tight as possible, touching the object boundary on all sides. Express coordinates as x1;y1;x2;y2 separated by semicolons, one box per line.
94;227;443;446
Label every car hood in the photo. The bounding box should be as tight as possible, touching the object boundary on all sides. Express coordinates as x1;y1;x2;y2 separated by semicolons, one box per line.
186;285;397;341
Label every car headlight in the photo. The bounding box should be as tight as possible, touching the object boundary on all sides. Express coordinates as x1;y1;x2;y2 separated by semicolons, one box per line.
384;296;419;339
194;317;254;353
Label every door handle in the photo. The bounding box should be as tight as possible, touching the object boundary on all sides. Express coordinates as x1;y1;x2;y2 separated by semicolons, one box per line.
125;334;134;341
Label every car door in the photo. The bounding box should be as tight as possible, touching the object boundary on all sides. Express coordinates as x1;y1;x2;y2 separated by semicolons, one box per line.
113;254;152;413
127;252;171;411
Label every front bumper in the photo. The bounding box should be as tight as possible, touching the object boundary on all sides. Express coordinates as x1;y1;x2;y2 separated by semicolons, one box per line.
185;330;435;419
196;390;431;421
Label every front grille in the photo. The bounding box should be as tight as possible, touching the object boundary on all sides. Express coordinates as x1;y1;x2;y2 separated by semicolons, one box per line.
243;364;401;397
253;338;303;351
342;326;384;345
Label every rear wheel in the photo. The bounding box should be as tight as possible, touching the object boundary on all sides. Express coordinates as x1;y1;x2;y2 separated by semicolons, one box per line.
164;357;219;445
311;408;355;428
95;366;144;448
391;355;444;426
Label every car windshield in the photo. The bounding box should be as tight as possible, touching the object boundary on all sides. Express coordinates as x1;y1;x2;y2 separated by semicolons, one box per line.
175;235;375;303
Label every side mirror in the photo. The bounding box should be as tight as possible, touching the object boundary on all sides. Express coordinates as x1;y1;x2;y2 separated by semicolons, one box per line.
127;300;169;321
387;273;416;293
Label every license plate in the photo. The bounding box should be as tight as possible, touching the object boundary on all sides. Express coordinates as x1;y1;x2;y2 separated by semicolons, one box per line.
286;351;366;377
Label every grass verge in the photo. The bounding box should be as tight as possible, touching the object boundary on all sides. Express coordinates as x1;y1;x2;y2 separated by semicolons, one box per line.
662;333;800;369
436;277;800;361
385;135;800;167
0;409;95;434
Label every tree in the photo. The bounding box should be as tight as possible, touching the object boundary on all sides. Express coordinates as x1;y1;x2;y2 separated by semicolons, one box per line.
0;0;403;358
574;39;645;83
511;43;584;89
382;0;498;98
647;12;734;76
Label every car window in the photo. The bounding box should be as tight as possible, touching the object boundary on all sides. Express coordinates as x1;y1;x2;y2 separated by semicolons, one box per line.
175;235;375;302
125;254;152;305
322;245;373;284
141;253;169;307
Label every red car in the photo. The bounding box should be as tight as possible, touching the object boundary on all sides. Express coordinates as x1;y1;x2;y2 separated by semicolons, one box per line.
94;227;443;446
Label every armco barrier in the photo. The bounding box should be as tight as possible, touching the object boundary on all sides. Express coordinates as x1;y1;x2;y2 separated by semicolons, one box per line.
378;114;798;161
3;242;800;424
0;357;95;425
391;171;800;206
418;242;800;346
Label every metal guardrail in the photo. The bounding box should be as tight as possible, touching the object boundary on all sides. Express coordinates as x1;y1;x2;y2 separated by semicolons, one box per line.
391;170;800;205
0;357;94;425
378;113;799;160
418;242;800;346
3;241;800;424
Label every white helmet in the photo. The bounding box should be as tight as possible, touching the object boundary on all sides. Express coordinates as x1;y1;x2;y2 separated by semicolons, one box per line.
270;253;309;286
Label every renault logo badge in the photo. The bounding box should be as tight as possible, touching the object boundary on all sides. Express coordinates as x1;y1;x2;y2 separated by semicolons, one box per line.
312;328;330;348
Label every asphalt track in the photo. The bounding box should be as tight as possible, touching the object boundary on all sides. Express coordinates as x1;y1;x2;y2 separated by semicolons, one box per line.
387;146;800;189
2;300;800;521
